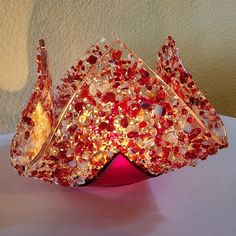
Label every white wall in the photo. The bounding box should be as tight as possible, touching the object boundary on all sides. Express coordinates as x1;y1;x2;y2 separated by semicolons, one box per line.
0;0;236;134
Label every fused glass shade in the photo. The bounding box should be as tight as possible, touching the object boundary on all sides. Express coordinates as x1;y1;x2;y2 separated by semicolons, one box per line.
10;37;228;187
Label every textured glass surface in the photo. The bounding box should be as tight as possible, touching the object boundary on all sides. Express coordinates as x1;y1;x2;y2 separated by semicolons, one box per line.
10;37;228;187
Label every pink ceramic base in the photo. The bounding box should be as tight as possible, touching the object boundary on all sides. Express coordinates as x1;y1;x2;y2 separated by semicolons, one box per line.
90;154;150;187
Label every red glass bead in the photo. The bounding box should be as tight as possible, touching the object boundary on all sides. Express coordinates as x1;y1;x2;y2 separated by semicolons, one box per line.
102;92;116;103
187;117;193;123
22;116;34;126
180;72;188;83
162;147;170;158
120;117;129;128
74;101;83;113
112;50;122;60
98;111;106;117
185;151;196;159
139;121;147;129
80;84;90;98
155;136;161;146
87;55;97;64
138;76;150;86
127;131;139;138
139;68;149;78
99;122;108;130
188;128;201;140
68;124;77;134
99;122;115;131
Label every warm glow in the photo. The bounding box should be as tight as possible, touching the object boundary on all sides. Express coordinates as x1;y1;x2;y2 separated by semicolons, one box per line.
29;102;51;160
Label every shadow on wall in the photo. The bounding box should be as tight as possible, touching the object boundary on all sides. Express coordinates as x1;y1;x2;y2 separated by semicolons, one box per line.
0;0;235;134
0;0;164;134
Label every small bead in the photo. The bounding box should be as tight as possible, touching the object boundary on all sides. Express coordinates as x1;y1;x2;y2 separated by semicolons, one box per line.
87;55;97;64
127;131;139;138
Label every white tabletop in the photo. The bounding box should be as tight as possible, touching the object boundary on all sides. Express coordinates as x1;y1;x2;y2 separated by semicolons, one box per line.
0;115;235;236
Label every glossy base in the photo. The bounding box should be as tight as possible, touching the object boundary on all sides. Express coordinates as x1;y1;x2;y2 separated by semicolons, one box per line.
90;154;150;187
